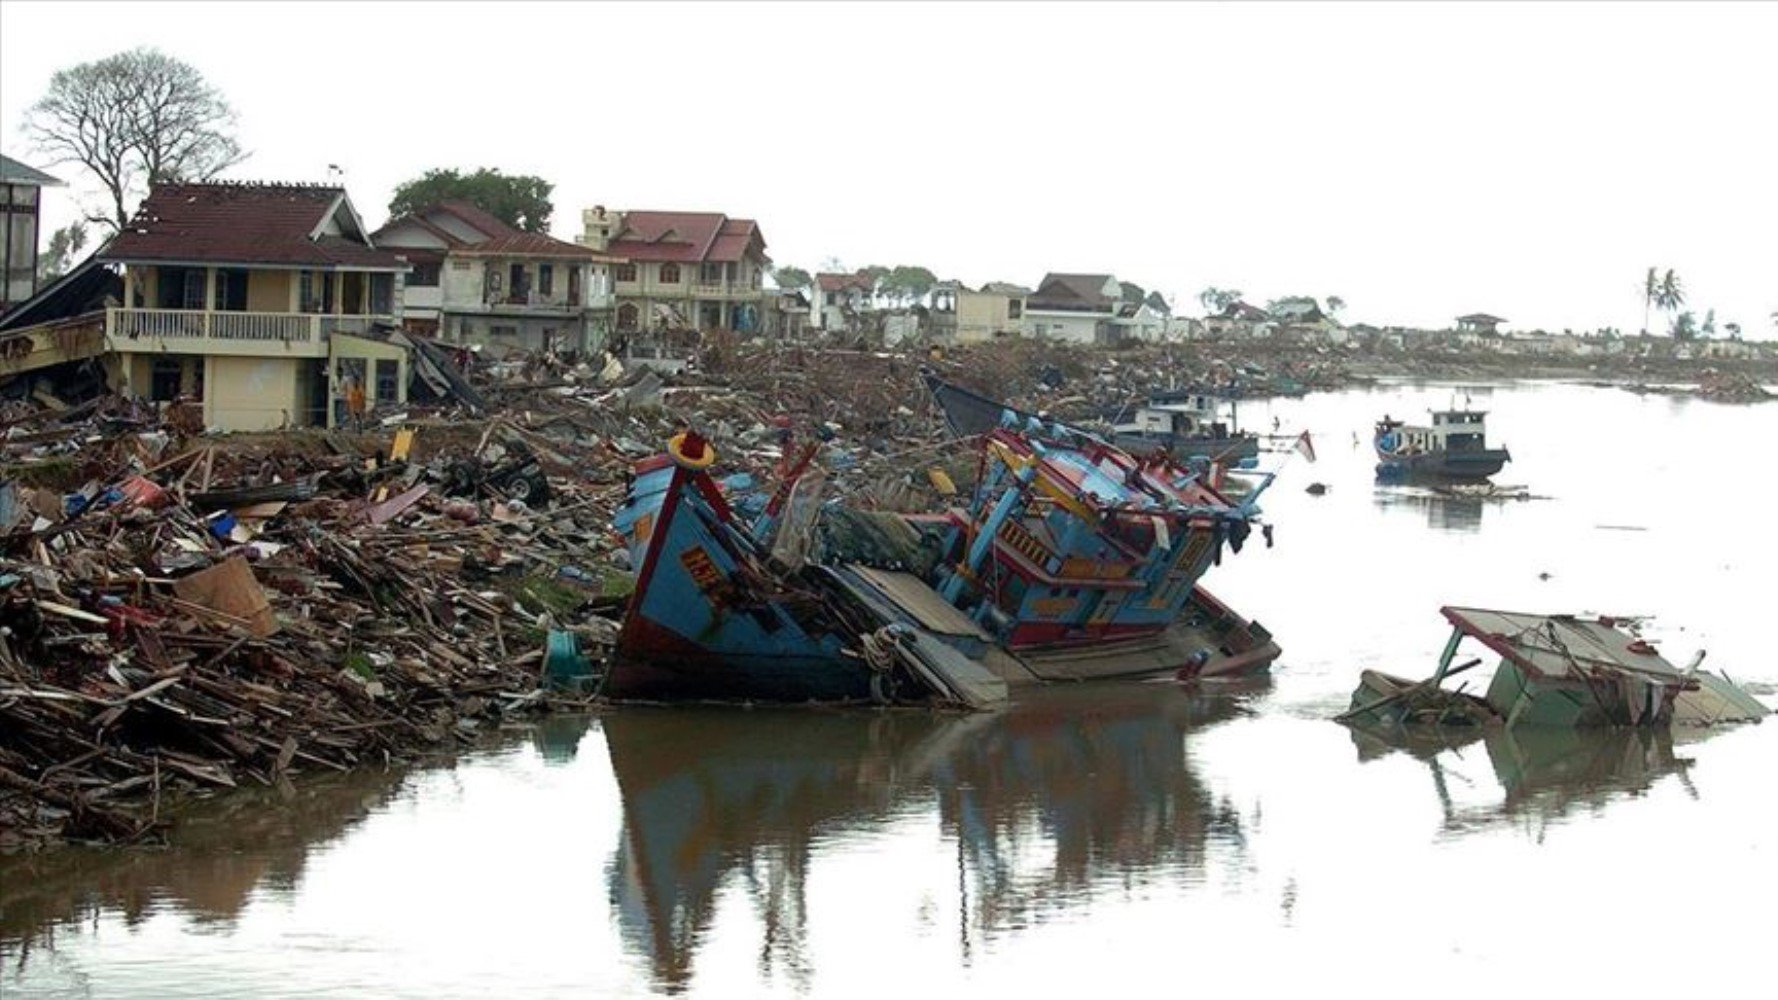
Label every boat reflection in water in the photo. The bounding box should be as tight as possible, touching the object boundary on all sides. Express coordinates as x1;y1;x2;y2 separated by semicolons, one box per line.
576;680;1266;993
1371;487;1486;533
1345;720;1715;837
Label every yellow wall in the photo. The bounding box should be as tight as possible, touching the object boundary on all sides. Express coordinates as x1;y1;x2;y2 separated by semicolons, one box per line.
205;356;305;431
247;270;293;312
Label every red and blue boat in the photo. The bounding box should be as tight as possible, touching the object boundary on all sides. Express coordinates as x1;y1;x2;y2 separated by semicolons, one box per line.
608;404;1282;704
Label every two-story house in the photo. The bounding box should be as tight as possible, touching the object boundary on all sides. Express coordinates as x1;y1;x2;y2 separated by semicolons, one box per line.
373;201;622;354
812;271;876;333
578;206;770;336
0;181;410;431
2;154;64;314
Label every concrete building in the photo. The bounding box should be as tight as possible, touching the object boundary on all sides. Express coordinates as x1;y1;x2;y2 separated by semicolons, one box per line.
0;181;409;431
812;271;876;333
1456;313;1506;335
1023;272;1122;344
2;155;64;314
578;206;770;336
374;201;622;354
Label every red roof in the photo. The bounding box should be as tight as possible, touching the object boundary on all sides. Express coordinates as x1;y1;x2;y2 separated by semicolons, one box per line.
817;272;875;292
103;182;405;269
607;211;767;264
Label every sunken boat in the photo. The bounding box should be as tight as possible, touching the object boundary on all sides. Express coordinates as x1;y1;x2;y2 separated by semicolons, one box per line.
924;372;1258;466
608;431;1008;708
607;408;1281;704
1340;606;1769;729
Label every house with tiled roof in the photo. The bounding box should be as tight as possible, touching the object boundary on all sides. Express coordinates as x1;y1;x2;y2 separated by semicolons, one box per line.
374;202;624;354
0;180;410;431
577;205;770;336
2;154;65;313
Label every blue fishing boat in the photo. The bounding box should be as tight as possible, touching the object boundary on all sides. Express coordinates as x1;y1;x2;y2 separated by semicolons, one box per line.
1374;409;1510;481
609;431;1007;707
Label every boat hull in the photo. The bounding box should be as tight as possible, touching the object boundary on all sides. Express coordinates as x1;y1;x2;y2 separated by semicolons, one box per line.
1109;431;1259;464
1375;448;1511;482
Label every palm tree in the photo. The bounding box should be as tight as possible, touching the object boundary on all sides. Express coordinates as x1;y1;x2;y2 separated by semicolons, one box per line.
1642;267;1659;335
1654;269;1685;330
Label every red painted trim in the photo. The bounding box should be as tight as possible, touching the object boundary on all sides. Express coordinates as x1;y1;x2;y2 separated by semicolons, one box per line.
635;454;673;475
619;466;688;642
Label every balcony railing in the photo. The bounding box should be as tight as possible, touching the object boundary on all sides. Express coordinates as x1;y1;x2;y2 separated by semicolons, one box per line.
106;308;396;348
483;289;586;309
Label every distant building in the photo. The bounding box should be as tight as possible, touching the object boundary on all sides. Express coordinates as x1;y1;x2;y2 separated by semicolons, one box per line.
375;201;623;354
812;271;876;333
578;206;770;336
1204;300;1272;339
1023;272;1122;344
2;154;64;314
1456;313;1506;335
930;280;1026;344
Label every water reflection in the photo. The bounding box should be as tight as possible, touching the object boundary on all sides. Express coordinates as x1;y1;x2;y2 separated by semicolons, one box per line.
1345;722;1707;839
1;767;409;947
588;681;1263;993
1372;488;1486;532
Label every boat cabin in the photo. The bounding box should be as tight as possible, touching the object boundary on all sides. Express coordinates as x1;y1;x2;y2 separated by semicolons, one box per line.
1117;391;1239;439
1379;409;1490;454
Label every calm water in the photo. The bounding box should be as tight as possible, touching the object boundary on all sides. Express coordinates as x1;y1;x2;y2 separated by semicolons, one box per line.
4;381;1776;1000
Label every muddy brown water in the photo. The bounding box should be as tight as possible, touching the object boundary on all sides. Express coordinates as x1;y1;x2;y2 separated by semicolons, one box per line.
4;381;1775;999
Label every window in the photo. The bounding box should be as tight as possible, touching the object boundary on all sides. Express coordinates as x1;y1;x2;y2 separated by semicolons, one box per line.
617;303;639;331
182;270;207;310
659;263;681;284
490;324;519;338
1008;299;1022;320
214;269;249;312
407;262;441;286
374;359;400;403
370;273;394;314
538;264;554;296
700;263;722;284
150;358;183;402
615;263;637;282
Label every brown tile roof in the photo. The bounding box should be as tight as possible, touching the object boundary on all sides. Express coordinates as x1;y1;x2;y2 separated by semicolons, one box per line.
609;211;766;264
817;271;875;292
1030;273;1118;310
376;202;623;262
103;182;405;269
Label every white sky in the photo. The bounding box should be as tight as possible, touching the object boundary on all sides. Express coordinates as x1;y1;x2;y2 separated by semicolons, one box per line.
2;0;1773;336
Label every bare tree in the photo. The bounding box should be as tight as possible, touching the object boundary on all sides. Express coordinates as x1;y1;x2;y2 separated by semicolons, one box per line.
25;47;246;232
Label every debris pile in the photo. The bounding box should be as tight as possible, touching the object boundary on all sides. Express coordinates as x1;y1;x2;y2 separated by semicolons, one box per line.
1693;369;1772;403
0;416;630;848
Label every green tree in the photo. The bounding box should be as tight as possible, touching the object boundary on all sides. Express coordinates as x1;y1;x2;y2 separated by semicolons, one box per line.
1724;322;1742;341
25;47;246;232
1197;286;1242;314
1641;266;1659;334
36;222;89;282
881;265;936;307
1670;310;1697;340
1326;295;1346;316
1654;269;1685;331
772;266;813;291
388;168;554;232
1701;308;1716;338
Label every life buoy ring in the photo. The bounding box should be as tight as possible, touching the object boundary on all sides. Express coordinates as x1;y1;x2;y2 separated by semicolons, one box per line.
669;431;717;470
1377;430;1401;455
